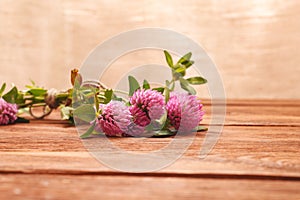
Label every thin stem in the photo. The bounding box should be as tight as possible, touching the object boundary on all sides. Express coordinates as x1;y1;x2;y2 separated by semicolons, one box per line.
113;90;129;96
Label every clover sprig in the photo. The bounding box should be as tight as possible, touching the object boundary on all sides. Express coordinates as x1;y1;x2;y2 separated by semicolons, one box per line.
0;50;208;137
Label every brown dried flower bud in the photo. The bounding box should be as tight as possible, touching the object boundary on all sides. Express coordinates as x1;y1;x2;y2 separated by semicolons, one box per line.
71;69;82;86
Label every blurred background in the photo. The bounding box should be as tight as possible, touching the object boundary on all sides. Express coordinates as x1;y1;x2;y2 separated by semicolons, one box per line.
0;0;299;99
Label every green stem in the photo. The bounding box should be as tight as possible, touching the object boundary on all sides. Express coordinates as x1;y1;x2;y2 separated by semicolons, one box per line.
113;90;129;96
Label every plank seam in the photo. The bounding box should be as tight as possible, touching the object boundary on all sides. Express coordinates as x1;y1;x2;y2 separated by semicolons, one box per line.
1;170;299;181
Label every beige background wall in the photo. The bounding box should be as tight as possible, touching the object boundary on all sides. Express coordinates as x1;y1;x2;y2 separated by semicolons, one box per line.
0;0;299;99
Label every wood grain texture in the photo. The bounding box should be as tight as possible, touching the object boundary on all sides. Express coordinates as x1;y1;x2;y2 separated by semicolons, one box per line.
0;126;299;178
0;100;299;199
0;174;299;200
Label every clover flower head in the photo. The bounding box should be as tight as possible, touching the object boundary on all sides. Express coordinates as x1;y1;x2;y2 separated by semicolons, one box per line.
0;98;18;125
96;101;131;137
129;89;165;127
166;92;204;132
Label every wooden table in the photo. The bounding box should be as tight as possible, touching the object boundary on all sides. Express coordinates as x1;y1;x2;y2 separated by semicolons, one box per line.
0;100;299;199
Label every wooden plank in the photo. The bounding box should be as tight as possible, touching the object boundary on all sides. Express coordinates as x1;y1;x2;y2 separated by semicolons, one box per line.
0;125;299;177
0;174;299;200
202;99;300;126
205;99;300;106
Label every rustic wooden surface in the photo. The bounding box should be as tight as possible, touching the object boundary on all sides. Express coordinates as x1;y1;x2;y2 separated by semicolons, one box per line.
0;99;299;199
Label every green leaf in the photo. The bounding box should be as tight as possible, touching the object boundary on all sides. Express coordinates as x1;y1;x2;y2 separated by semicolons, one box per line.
175;65;186;76
182;60;194;69
28;88;47;96
112;94;123;102
196;126;208;132
18;107;30;115
179;77;196;95
128;76;140;96
169;81;175;91
103;89;113;104
0;83;6;97
3;86;18;103
73;75;82;90
80;122;96;139
165;80;171;87
145;122;155;132
177;52;192;64
157;112;168;128
152;130;176;138
60;106;74;120
25;80;36;89
30;79;35;86
143;79;150;90
15;92;25;105
15;117;30;123
55;92;69;99
152;87;164;93
186;77;207;85
73;104;96;122
163;50;174;68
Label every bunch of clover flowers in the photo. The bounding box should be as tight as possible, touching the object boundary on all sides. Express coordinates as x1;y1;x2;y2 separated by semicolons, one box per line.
76;50;208;138
0;49;208;135
85;88;204;138
94;89;165;137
